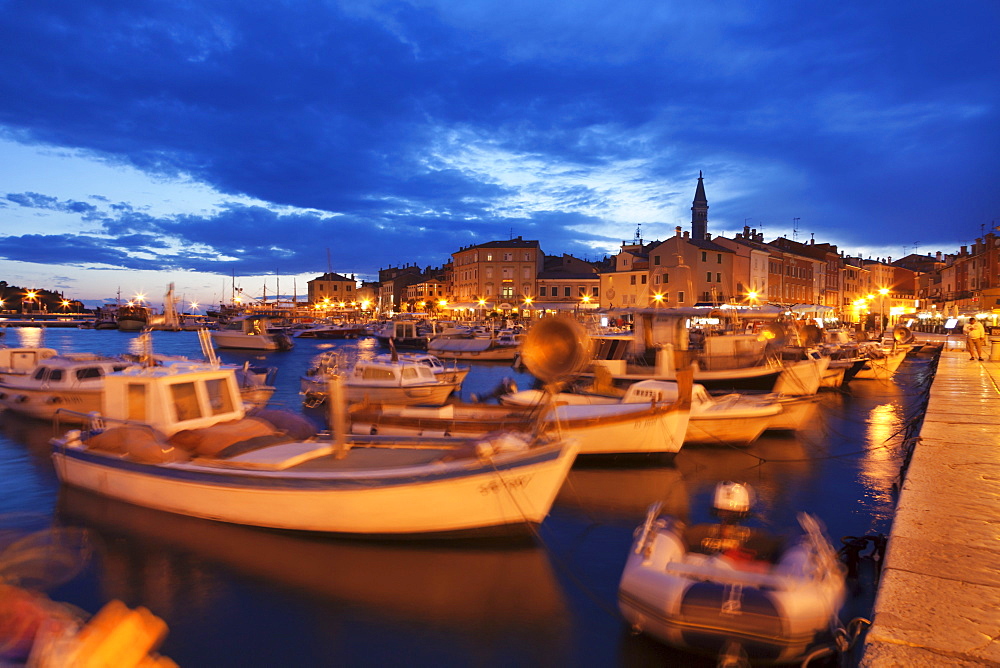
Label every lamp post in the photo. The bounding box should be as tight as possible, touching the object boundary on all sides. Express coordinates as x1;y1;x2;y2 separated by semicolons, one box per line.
523;296;533;320
878;287;890;338
653;293;664;308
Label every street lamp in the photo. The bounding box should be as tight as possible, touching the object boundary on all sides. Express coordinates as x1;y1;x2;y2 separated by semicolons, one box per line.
653;293;664;308
878;287;890;336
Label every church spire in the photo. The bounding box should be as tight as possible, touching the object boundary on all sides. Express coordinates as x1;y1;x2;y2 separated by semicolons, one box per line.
691;171;709;240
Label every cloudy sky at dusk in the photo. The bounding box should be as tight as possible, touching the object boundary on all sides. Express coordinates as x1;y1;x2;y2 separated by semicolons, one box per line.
1;1;998;308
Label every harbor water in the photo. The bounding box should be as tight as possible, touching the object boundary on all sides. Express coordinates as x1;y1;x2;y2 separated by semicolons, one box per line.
0;327;935;666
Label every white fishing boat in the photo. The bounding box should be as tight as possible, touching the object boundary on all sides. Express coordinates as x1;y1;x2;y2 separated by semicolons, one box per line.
372;319;431;350
0;334;274;422
851;344;908;380
50;359;578;537
210;315;294;351
618;483;847;665
301;353;462;407
427;330;522;362
0;354;132;421
347;390;690;457
502;380;782;447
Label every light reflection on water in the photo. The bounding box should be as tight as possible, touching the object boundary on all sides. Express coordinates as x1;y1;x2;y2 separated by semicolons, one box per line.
0;328;935;666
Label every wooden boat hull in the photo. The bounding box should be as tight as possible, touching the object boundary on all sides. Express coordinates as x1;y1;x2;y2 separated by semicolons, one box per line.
51;438;578;536
0;386;102;422
685;414;771;447
350;402;689;456
210;331;291;351
852;348;907;380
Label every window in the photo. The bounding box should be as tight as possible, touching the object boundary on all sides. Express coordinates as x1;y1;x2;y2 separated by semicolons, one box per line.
539;286;547;296
701;251;707;262
206;378;235;415
717;254;722;264
170;382;202;422
664;273;669;283
76;367;103;380
503;253;512;261
706;272;712;282
486;268;493;278
641;275;647;284
593;287;599;297
564;287;571;297
522;268;531;279
524;253;530;261
502;268;512;279
126;384;146;421
654;256;661;266
630;275;636;285
678;291;685;303
486;253;493;261
716;273;722;282
654;275;660;285
502;286;514;298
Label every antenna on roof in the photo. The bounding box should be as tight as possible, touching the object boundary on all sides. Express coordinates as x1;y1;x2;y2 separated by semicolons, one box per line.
634;223;642;244
792;217;800;242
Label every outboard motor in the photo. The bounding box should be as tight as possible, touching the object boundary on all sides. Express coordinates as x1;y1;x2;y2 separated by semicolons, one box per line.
711;481;753;522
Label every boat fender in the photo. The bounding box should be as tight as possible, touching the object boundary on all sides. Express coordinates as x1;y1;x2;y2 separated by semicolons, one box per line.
369;425;378;435
46;396;63;404
15;395;28;403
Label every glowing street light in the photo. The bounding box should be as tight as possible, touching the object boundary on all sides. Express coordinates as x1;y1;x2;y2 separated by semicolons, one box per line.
878;287;890;335
60;299;71;312
653;293;664;307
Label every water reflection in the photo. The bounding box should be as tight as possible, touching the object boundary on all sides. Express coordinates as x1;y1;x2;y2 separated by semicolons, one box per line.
556;464;688;523
58;488;571;658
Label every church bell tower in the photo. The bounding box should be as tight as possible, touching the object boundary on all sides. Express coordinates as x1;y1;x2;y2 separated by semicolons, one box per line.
691;171;709;240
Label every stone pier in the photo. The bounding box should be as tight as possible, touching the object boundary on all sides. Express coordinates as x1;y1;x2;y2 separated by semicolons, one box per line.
861;348;1000;666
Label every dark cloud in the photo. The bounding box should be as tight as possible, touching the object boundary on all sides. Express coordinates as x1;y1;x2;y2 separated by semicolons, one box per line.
0;0;997;282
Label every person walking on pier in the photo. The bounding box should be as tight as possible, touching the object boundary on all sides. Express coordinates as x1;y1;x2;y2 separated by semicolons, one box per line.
963;318;986;360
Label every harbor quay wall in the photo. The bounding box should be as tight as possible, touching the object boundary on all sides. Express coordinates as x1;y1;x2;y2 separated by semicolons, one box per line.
861;345;1000;667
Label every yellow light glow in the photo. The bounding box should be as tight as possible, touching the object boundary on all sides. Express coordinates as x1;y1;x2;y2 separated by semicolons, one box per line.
439;299;448;307
361;300;371;310
878;287;889;296
653;293;664;303
581;294;592;304
747;291;758;300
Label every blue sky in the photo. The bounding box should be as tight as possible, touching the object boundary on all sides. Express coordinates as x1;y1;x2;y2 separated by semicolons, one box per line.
1;1;998;308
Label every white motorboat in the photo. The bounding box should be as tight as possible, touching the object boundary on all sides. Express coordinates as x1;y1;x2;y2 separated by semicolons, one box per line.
618;483;847;665
50;360;578;538
301;352;462;407
503;379;782;447
210;315;294;351
0;354;134;421
371;352;470;386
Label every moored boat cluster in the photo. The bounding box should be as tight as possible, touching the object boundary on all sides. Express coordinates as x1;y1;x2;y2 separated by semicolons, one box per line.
0;307;921;665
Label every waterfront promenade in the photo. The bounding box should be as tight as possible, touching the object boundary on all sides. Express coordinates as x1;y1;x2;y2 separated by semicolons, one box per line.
861;344;1000;666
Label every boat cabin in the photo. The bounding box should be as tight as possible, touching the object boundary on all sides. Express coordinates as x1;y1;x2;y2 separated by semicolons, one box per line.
0;347;59;373
27;355;132;387
103;362;246;437
351;359;439;387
